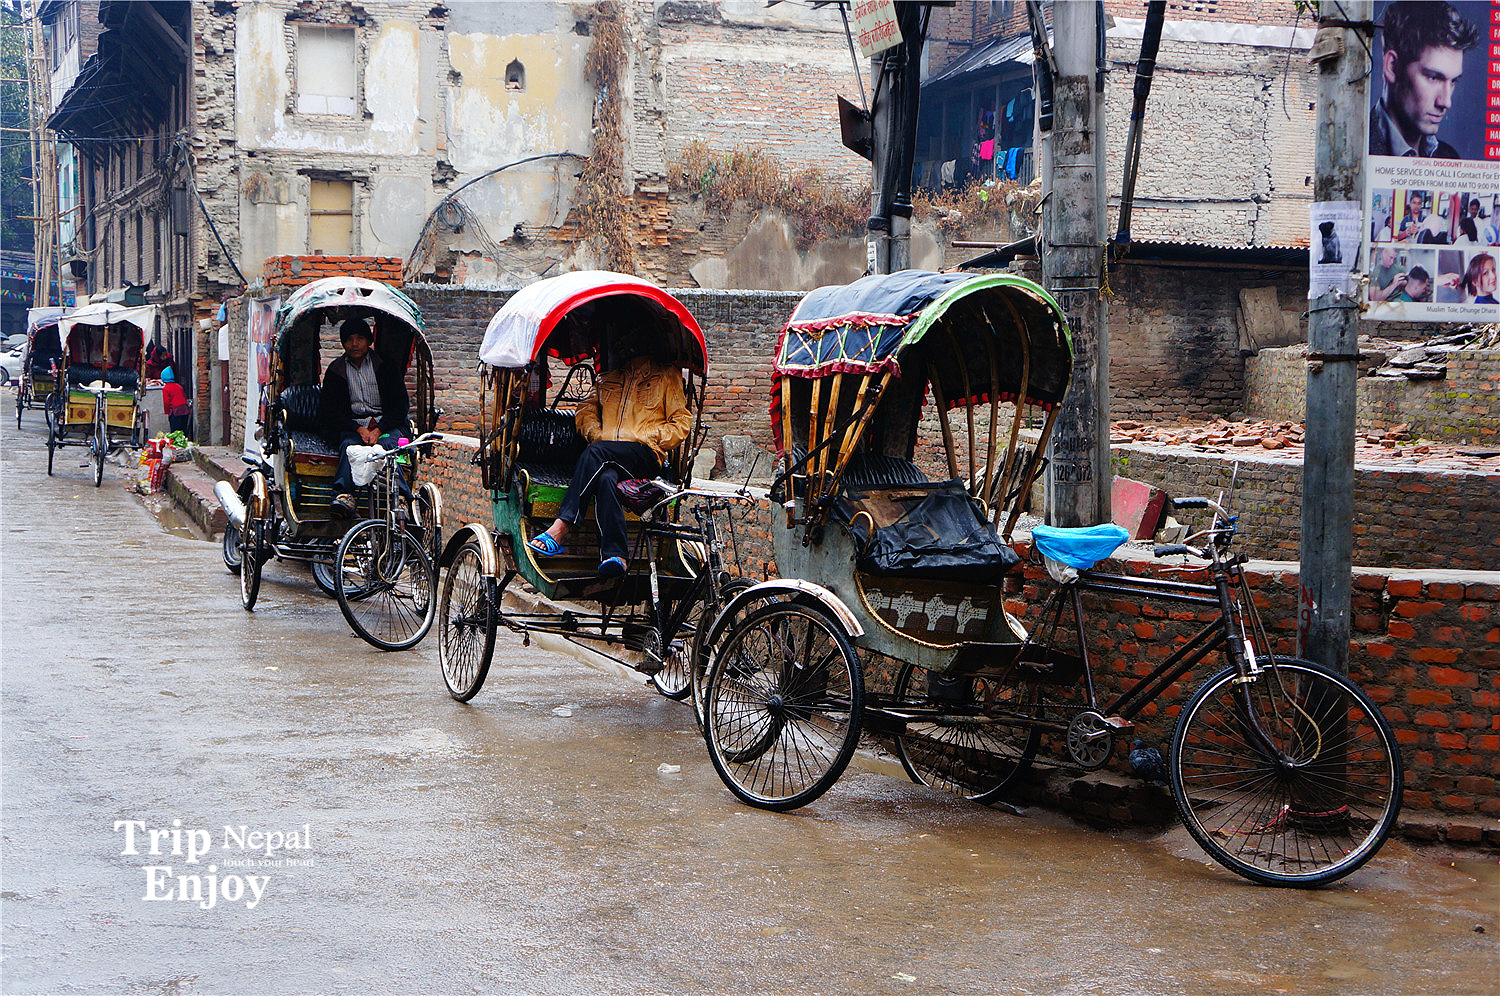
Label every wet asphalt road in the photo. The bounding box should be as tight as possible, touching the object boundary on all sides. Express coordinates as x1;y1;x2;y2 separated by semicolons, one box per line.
1;415;1496;995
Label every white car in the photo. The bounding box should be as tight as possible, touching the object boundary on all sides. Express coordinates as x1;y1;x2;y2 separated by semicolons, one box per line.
1;345;24;386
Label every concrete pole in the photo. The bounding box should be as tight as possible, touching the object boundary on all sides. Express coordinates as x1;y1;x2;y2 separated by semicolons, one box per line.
868;3;925;275
1042;1;1111;527
1300;2;1369;675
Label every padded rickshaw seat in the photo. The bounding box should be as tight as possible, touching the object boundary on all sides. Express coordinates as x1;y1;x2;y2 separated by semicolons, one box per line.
278;384;339;465
842;453;929;489
515;407;587;500
65;364;138;391
844;479;1020;584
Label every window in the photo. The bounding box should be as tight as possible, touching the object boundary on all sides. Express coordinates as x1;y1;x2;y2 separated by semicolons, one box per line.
296;24;358;115
135;214;144;282
309;179;354;255
506;60;525;92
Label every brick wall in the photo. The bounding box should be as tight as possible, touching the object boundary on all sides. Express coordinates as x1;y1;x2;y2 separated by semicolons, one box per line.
1110;443;1500;571
1247;345;1500;445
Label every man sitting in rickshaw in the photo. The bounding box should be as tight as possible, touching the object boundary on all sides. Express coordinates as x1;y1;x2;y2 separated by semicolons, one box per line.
527;338;691;577
319;317;410;517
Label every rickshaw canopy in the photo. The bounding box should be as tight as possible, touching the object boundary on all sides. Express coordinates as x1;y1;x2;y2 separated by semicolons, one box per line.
479;270;707;375
57;302;157;347
275;276;425;339
773;270;1071;409
56;302;157;362
27;306;67;334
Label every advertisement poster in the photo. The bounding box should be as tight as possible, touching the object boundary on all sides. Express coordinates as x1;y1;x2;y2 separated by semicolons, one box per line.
1364;0;1500;322
244;297;278;459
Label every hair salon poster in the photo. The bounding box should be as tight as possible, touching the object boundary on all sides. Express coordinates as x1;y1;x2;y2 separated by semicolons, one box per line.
1363;0;1500;321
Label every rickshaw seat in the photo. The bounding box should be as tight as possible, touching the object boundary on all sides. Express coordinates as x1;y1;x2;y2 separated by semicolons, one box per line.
842;454;929;490
65;364;138;391
514;407;587;498
278;383;339;467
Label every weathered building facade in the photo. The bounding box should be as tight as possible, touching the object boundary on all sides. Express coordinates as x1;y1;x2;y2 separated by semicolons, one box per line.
42;0;869;442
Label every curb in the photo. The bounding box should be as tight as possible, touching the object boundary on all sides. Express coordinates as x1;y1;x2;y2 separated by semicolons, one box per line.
162;459;228;538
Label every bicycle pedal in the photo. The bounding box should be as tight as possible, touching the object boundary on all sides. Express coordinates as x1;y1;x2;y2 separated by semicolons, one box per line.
1103;716;1132;730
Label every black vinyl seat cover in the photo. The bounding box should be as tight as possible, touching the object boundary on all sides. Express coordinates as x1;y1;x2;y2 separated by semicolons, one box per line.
832;454;1020;582
66;364;139;390
279;383;338;458
515;407;587;489
850;480;1020;583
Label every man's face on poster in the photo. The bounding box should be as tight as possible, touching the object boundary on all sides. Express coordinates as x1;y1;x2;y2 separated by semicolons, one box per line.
1407;273;1430;299
1386;44;1464;140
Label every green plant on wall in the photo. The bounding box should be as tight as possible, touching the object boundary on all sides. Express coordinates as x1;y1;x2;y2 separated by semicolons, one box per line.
576;0;635;272
667;140;1040;251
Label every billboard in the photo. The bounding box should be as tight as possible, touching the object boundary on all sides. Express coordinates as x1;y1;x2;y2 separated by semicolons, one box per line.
1363;1;1500;322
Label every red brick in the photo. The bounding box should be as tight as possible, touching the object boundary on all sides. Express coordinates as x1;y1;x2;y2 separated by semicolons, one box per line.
1388;620;1417;639
1415;710;1451;728
1408;688;1454;707
1386;579;1422;597
1436;732;1469;749
1132;622;1155;640
1441;794;1475;812
1395;728;1421;746
1466;583;1500;601
1430;666;1478;687
1414;647;1462;665
1394;601;1444;619
1428;582;1465;599
1364;642;1396;659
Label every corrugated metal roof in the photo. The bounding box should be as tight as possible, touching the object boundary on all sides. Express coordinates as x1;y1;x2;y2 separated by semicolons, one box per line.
927;32;1040;87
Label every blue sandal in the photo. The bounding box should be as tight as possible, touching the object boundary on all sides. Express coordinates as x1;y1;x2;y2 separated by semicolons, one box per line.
529;533;566;557
597;556;627;577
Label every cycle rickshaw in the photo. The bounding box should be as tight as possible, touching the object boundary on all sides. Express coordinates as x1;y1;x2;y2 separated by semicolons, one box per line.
217;276;442;620
46;302;153;485
17;307;66;428
434;270;755;703
697;270;1401;887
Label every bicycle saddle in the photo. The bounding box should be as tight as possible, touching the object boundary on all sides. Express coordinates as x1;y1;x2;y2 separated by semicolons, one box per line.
1031;523;1130;570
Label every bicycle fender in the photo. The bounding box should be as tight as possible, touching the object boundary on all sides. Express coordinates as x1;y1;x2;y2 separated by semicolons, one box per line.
702;578;864;649
437;523;499;574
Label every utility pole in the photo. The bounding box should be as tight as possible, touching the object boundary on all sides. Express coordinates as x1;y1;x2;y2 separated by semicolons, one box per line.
1300;1;1370;675
1038;0;1110;527
867;2;926;275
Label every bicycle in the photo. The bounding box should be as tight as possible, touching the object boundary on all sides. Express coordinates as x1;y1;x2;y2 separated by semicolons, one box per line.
886;497;1403;887
333;433;445;651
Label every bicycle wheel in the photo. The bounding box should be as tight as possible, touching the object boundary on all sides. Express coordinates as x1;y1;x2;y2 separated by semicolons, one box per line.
91;410;106;487
650;576;739;700
222;521;243;575
702;602;863;811
437;540;497;701
239;520;263;610
335;520;436;651
891;661;1041;804
687;577;758;724
1170;657;1402;887
310;557;340;597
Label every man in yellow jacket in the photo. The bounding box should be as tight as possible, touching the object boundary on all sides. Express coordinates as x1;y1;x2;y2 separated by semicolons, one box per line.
528;354;692;575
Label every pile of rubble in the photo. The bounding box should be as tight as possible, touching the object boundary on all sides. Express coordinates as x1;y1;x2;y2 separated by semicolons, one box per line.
1112;418;1305;450
1364;326;1500;381
1111;418;1500;469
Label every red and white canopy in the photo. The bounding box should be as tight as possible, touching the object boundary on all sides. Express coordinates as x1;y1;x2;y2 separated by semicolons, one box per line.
479;270;707;374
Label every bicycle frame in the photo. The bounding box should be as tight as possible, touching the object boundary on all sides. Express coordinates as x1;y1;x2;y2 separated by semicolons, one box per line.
1018;505;1292;767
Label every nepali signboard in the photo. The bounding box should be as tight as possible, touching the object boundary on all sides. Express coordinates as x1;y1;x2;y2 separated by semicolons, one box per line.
852;0;902;59
1364;0;1500;322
